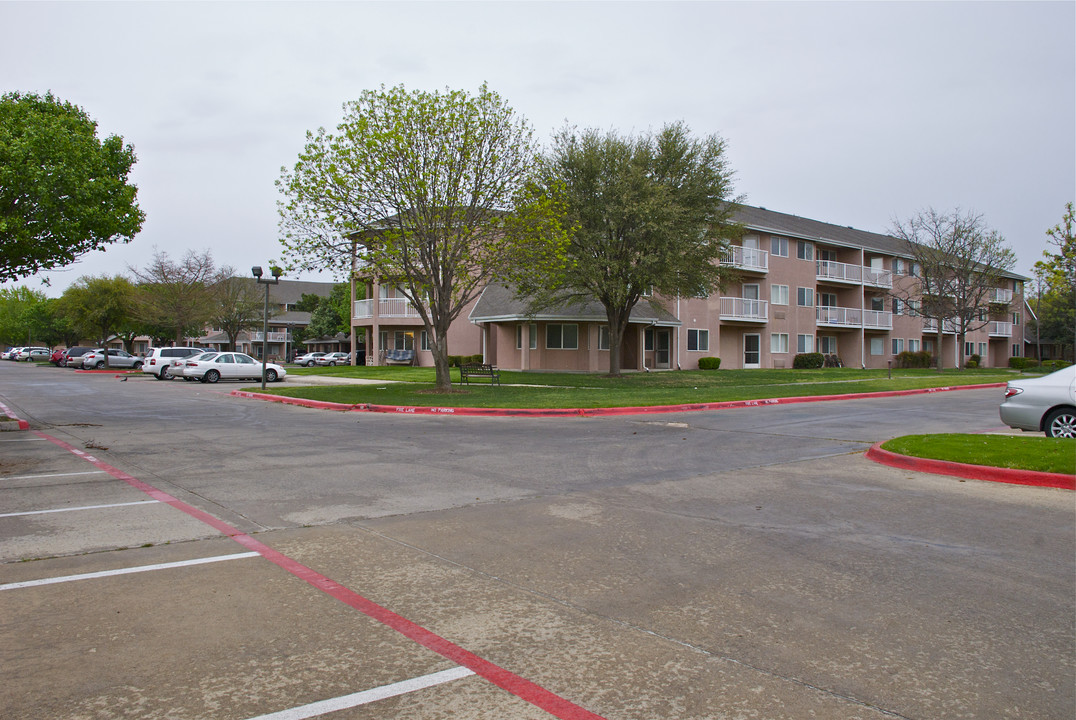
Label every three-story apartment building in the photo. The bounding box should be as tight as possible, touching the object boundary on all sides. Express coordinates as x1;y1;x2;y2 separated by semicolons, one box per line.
351;205;1026;371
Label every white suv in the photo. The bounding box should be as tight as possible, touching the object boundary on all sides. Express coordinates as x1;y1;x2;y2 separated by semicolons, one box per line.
141;347;205;380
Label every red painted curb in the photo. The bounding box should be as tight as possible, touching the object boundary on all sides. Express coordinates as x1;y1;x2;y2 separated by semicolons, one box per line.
232;382;1007;419
865;442;1075;490
0;400;30;430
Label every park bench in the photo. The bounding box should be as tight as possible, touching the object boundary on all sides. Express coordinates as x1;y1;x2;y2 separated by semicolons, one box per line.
459;363;500;385
383;349;414;365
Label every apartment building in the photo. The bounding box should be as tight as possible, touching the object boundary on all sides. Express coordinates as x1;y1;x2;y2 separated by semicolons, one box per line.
351;205;1026;370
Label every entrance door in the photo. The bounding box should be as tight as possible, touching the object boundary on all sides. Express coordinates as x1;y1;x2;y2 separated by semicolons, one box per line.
743;333;761;369
655;329;671;368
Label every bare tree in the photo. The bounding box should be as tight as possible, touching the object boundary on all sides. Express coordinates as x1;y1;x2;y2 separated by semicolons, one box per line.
890;208;1016;369
130;249;219;345
210;270;265;351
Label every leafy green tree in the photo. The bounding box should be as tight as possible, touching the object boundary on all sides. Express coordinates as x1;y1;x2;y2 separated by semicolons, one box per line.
0;92;144;282
210;273;264;351
130;249;220;345
305;283;350;339
0;286;47;346
295;293;323;313
891;208;1016;370
278;83;566;390
527;123;740;377
56;275;136;366
1030;202;1075;360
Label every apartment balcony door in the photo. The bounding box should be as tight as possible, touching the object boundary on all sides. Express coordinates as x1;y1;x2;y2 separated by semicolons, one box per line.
743;333;761;369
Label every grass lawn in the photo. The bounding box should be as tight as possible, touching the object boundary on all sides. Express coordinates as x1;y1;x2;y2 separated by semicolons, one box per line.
882;434;1076;475
265;366;1018;409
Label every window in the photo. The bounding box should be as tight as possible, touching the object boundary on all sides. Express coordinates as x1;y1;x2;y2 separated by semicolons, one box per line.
771;333;789;353
870;337;884;355
1011;344;1021;357
924;339;935;353
770;236;789;257
907;299;921;316
908;339;921;352
892;298;903;315
598;326;610;351
516;324;537;350
546;324;578;350
771;284;788;305
395;332;414;351
1013;312;1021;326
818;248;837;262
893;258;905;275
911;262;921;277
797;287;814;307
819;336;837;354
893;338;905;355
978;342;987;357
797;240;814;261
644;328;654;351
797;334;814;353
687;329;709;352
818;292;837;307
871;296;884;312
421;331;431;351
964;342;974;357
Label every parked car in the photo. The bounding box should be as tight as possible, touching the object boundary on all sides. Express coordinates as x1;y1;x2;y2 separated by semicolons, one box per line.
141;347;207;380
50;348;66;365
999;365;1076;438
3;347;26;360
316;352;351;366
294;352;326;367
79;348;143;370
62;346;95;367
180;352;287;383
16;347;51;362
170;352;219;380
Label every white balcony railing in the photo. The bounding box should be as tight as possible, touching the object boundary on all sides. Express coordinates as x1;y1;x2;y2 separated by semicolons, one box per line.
990;288;1014;304
816;260;862;284
353;298;423;319
923;318;959;335
815;306;893;329
989;321;1013;337
863;268;893;288
250;331;290;343
720;245;769;272
719;297;768;321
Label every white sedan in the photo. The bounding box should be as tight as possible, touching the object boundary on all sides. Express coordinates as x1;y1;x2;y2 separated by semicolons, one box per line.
178;352;287;384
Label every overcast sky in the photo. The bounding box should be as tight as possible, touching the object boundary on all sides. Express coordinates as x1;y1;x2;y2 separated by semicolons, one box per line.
3;0;1074;296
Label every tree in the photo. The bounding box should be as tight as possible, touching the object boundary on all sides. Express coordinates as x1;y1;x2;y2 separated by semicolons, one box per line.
1030;202;1075;360
130;249;220;345
208;272;264;351
525;123;740;377
305;283;351;340
0;92;144;283
890;208;1016;370
0;286;47;346
56;275;136;366
278;83;565;390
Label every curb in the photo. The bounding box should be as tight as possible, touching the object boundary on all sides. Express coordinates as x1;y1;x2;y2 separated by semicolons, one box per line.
230;382;1007;418
865;442;1075;490
0;400;29;431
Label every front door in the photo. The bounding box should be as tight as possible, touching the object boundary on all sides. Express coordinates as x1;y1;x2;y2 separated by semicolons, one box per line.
655;329;671;369
743;333;761;369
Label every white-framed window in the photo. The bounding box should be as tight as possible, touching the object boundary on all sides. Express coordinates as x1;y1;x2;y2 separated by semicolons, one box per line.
892;298;903;315
893;258;905;275
644;328;654;351
907;299;921;316
1011;344;1021;357
598;326;610;351
687;329;709;352
871;296;884;312
911;262;921;277
420;330;431;351
516;324;537;350
870;337;884;355
797;240;814;261
978;342;988;357
797;334;814;354
893;338;905;355
818;292;838;307
770;236;789;257
771;333;789;353
380;330;413;351
546;324;578;350
925;339;935;353
797;287;814;307
1013;312;1021;326
819;248;837;263
964;341;975;357
771;284;789;305
819;336;837;354
908;339;921;352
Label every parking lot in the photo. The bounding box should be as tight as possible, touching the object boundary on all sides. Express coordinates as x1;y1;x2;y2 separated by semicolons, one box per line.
1;361;1073;719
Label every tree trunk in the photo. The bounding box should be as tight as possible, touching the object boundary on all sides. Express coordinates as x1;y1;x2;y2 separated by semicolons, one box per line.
431;325;452;391
605;306;631;378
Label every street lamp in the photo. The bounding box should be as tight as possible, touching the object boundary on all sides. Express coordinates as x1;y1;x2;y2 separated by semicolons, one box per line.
252;265;282;391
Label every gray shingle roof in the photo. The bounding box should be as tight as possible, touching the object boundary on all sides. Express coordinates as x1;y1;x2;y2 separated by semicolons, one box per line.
469;283;681;326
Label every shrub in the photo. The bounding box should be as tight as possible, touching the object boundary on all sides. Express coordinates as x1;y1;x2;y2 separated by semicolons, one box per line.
1009;357;1041;370
698;356;721;370
1041;359;1073;370
970;354;981;365
448;355;461;367
793;352;824;369
470;354;484;364
896;350;933;368
965;359;979;368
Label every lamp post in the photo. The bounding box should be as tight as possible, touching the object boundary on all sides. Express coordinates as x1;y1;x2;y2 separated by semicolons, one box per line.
252;265;281;391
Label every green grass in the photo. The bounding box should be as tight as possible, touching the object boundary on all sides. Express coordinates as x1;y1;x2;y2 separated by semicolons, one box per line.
261;367;1016;410
881;434;1075;475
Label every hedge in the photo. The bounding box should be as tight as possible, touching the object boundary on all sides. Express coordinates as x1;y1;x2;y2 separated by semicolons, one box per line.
698;357;721;370
793;353;824;369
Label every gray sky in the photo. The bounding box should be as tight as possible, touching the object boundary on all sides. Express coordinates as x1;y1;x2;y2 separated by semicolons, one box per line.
3;0;1074;296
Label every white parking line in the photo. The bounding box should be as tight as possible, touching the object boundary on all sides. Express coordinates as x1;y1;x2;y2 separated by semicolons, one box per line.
0;500;160;518
245;667;476;720
3;470;110;481
0;552;260;591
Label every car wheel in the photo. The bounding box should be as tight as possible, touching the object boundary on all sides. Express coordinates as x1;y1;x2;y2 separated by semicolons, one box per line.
133;361;142;370
265;369;278;382
329;361;337;366
95;361;105;369
205;369;220;384
1044;407;1076;438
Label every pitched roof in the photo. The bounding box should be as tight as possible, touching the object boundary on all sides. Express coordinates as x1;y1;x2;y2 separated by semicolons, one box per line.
469;283;681;326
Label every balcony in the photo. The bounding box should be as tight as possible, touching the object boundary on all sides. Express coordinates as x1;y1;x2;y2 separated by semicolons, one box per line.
923;318;959;335
720;245;769;273
990;288;1014;304
815;306;893;329
719;297;768;322
250;331;290;343
863;268;892;289
816;260;862;285
989;321;1013;337
354;298;423;319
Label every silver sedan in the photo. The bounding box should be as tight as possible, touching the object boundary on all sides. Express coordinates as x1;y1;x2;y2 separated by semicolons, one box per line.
999;365;1076;438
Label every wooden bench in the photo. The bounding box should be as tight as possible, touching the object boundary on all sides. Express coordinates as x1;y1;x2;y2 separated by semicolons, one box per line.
383;349;414;365
459;363;500;385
